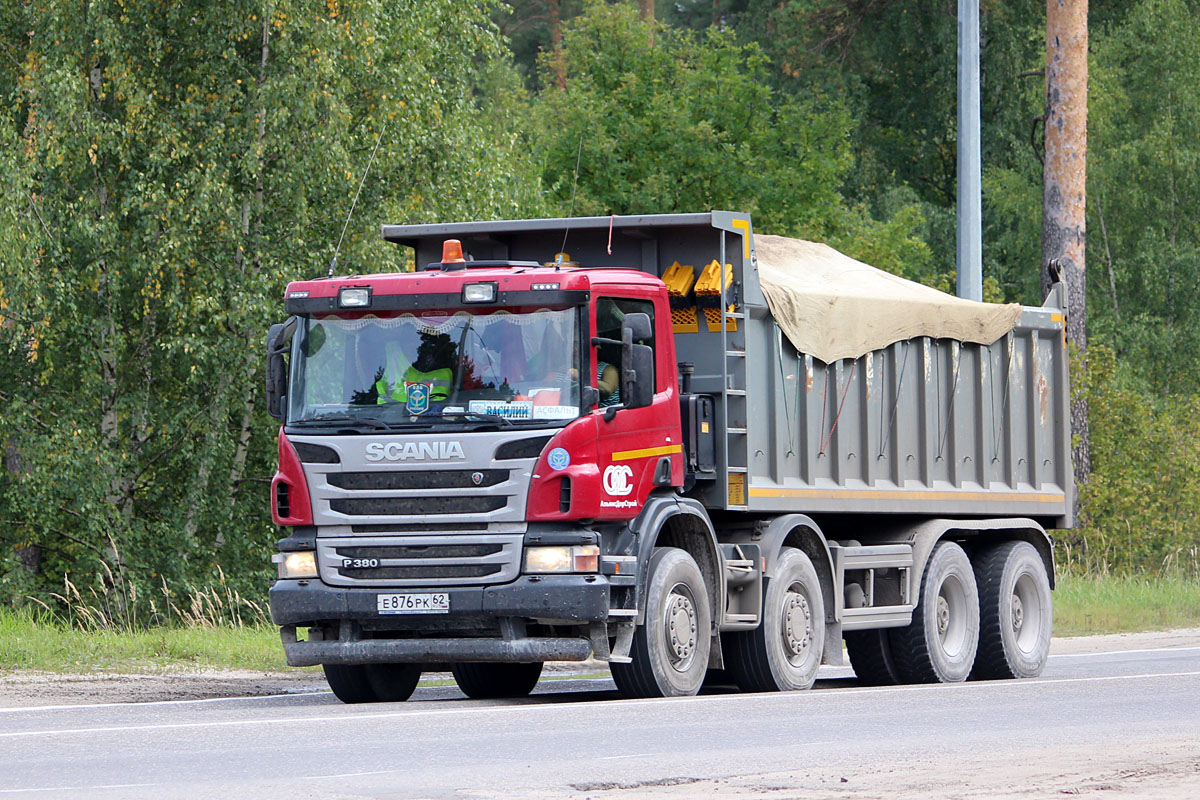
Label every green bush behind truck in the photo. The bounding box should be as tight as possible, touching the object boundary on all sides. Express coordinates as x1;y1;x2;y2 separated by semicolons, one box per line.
265;212;1070;701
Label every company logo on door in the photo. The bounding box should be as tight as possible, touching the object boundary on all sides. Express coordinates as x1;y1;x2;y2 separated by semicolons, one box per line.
603;464;634;496
601;464;639;509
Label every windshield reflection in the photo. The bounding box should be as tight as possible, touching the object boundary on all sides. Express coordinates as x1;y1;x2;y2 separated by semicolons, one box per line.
288;308;581;429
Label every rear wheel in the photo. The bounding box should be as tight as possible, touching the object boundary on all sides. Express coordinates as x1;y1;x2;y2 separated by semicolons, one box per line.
725;547;825;692
844;629;902;686
323;663;422;704
889;541;979;683
611;547;711;698
972;541;1052;679
451;662;544;699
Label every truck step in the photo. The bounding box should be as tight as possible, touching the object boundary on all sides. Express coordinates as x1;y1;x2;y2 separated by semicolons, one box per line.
841;604;914;631
607;609;637;618
725;350;746;357
725;389;747;396
727;427;747;435
831;543;914;570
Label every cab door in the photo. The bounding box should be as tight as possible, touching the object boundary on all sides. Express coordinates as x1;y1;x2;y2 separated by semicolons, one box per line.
589;291;683;520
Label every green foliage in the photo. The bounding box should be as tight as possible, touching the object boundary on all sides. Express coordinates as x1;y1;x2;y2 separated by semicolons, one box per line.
1073;345;1200;575
530;3;845;233
0;0;539;621
1088;0;1200;394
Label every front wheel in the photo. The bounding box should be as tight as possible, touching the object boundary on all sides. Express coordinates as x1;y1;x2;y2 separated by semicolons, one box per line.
972;541;1053;679
323;663;422;704
611;547;711;698
451;662;543;699
889;541;979;683
725;547;825;692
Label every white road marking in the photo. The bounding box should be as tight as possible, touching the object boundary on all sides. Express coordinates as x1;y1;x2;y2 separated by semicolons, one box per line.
300;770;398;780
0;691;330;715
1049;645;1200;659
2;669;1199;741
0;783;157;794
599;753;655;760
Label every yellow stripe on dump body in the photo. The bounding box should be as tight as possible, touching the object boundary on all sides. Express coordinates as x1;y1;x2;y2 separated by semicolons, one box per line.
611;444;683;461
748;487;1066;503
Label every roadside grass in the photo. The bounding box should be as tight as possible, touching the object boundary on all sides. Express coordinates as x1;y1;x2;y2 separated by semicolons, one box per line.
0;607;288;673
1052;571;1200;637
3;572;1198;674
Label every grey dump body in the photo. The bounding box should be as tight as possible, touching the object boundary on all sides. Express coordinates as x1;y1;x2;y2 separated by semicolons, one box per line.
384;212;1073;529
271;211;1070;679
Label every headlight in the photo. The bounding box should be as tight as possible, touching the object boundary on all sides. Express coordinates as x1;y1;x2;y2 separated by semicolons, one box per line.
274;550;318;579
338;286;372;308
462;282;497;303
523;545;600;574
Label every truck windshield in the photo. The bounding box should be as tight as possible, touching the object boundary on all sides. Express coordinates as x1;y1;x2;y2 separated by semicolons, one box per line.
288;307;582;428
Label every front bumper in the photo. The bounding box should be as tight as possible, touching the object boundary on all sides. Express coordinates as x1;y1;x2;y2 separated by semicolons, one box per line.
270;575;612;666
280;628;593;666
270;574;611;626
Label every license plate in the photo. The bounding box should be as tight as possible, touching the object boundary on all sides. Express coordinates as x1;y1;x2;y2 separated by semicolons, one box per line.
376;592;450;615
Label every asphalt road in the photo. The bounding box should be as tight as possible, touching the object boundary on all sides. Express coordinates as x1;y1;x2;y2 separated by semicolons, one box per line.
2;645;1199;799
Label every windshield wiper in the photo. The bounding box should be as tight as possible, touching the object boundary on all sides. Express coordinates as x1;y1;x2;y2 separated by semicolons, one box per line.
291;413;392;430
438;410;514;427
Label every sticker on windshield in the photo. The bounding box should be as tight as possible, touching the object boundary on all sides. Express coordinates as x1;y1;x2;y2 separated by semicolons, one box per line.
547;447;570;470
533;405;579;420
406;382;432;415
468;400;533;420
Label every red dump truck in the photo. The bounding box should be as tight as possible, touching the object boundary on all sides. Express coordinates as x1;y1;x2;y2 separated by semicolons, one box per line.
265;212;1071;702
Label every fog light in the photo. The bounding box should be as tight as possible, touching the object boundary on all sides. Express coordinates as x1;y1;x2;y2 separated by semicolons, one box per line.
462;282;497;303
523;545;600;574
274;550;318;579
338;286;371;308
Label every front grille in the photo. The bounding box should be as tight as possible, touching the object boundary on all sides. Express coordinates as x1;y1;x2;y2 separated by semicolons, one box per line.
328;470;507;490
336;564;502;580
350;523;489;534
317;534;522;588
330;496;506;516
337;544;502;559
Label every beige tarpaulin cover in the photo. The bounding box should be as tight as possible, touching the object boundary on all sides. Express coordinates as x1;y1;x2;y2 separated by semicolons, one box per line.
755;234;1023;363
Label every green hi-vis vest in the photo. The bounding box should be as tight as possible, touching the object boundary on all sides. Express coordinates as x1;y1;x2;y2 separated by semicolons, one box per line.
377;366;453;404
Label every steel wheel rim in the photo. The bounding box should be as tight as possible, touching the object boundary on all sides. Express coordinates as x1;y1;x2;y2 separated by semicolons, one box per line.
780;580;814;666
1012;571;1044;654
935;574;969;658
663;581;699;673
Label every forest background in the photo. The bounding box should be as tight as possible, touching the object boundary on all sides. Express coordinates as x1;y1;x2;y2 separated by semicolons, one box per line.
1;0;1197;625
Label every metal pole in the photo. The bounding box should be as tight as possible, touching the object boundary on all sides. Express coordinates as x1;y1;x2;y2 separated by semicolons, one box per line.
957;0;982;301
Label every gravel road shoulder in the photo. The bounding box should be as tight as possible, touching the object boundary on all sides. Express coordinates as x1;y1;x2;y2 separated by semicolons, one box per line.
1;628;1196;709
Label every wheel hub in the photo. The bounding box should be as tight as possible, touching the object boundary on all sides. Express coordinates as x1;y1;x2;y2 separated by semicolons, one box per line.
783;589;812;657
666;591;697;667
1011;593;1024;633
936;594;951;638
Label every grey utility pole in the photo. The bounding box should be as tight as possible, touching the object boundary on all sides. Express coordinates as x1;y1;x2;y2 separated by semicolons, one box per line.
957;0;982;300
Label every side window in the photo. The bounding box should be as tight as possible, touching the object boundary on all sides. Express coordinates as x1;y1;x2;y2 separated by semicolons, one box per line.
594;297;656;407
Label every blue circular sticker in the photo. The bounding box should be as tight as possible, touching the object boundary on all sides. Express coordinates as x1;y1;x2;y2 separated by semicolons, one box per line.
547;447;571;470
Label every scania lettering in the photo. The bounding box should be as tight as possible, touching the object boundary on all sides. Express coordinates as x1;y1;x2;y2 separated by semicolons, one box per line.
265;212;1071;703
364;441;466;462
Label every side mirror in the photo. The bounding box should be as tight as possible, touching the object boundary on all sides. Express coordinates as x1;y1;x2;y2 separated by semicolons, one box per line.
622;343;654;409
621;312;652;342
265;321;292;421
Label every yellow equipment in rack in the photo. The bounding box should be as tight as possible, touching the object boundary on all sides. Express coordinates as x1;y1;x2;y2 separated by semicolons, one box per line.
694;259;737;332
662;261;699;334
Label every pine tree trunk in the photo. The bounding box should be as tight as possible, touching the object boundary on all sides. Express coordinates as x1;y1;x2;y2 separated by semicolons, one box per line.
548;0;565;90
1042;0;1089;493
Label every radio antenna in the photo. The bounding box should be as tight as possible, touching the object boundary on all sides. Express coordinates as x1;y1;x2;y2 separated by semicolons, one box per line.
328;118;389;278
557;135;584;262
